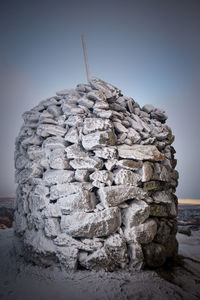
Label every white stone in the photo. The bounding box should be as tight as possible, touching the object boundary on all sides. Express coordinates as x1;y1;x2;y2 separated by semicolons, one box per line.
49;149;69;169
65;115;83;127
37;124;67;137
60;207;121;238
43;170;74;185
142;162;153;182
124;219;157;244
75;169;89;181
65;144;88;159
56;247;78;271
90;170;113;186
114;169;141;185
93;146;117;159
82;130;116;150
54;233;103;252
118;145;165;161
42;136;66;150
122;200;150;227
113;121;128;133
152;191;174;204
116;159;142;170
69;157;103;170
64;127;79;143
57;190;96;213
128;242;144;269
98;185;146;207
83;118;112;134
44;218;60;238
105;159;117;171
50;182;93;200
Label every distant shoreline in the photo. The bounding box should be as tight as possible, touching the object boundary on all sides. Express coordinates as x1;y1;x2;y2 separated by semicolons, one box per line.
178;199;200;205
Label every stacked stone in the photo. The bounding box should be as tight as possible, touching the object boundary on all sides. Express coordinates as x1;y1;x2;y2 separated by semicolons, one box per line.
14;77;179;271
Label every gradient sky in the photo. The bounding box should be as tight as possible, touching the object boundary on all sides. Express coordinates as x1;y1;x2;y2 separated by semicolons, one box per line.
0;0;200;198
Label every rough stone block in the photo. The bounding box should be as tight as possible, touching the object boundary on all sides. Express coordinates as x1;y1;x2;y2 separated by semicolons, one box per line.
60;207;121;238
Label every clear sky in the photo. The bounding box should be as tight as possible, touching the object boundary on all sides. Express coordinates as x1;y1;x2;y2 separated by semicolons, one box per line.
0;0;200;198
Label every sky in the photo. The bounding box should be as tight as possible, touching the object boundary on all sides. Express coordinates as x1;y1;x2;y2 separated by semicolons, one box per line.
0;0;200;198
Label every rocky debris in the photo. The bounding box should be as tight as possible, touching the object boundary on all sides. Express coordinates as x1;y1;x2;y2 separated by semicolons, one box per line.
14;77;178;271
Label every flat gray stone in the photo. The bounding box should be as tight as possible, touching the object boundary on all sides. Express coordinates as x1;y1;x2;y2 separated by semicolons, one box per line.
90;170;113;186
69;157;103;170
116;159;142;170
93;147;117;159
50;182;93;200
118;145;165;161
43;170;74;186
82;130;116;150
49;149;69;169
122;200;150;227
37;124;67;137
98;185;146;207
57;190;96;213
83;118;112;134
114;169;141;185
64;127;79;143
60;207;121;238
65;144;88;159
124;219;157;244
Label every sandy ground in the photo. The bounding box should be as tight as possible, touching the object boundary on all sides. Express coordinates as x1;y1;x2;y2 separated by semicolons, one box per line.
0;229;200;300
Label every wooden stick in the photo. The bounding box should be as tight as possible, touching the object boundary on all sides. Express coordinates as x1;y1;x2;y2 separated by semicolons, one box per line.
81;34;90;82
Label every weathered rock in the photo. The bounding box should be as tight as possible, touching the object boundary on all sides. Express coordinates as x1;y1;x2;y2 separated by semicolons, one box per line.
50;182;93;200
42;136;66;150
69;157;103;170
64;127;79;143
75;169;89;181
122;200;150;227
142;104;155;113
93;146;117;159
89;77;121;99
43;170;74;186
15;165;42;184
124;219;157;244
114;169;141;185
154;219;171;244
103;160;116;172
37;124;67;137
57;190;96;213
82;130;116;150
56;247;78;271
90;170;113;186
116;159;142;170
128;242;144;269
113;121;128;133
54;233;103;252
60;207;121;238
118;145;165;161
149;201;178;218
143;242;167;267
151;108;168;123
98;185;146;207
83;118;112;134
141;162;153;182
44;218;60;238
49;149;69;169
65;144;88;159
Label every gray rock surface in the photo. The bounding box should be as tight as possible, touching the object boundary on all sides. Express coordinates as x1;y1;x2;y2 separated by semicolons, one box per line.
14;77;178;271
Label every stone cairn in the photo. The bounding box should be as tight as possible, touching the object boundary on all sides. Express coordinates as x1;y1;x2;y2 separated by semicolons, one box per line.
14;77;179;271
